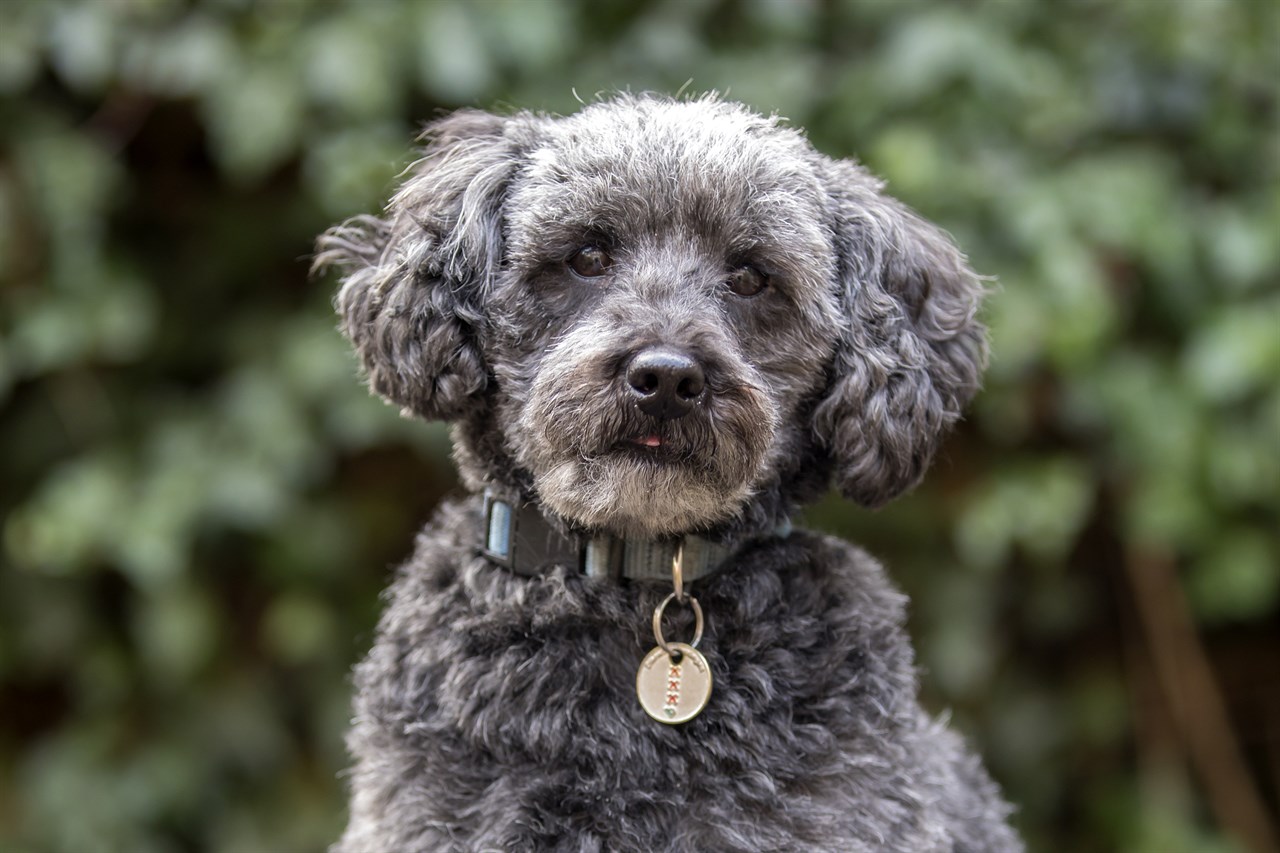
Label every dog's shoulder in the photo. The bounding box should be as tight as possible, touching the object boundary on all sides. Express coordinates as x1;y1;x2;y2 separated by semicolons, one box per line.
722;528;911;633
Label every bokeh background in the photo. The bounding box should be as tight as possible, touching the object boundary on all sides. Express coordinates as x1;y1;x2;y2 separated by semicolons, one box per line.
1;0;1277;850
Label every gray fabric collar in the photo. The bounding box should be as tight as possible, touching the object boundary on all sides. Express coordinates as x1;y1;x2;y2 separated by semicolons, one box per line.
479;490;788;583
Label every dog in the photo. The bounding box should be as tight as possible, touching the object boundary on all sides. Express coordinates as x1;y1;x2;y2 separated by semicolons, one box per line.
316;94;1021;852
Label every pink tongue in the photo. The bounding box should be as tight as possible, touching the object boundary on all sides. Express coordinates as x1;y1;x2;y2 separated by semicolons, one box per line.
640;434;662;447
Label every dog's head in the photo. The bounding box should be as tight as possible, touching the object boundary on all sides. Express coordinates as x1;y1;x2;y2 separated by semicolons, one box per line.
316;96;986;539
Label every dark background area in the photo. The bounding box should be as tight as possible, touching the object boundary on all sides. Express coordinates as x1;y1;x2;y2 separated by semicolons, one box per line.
1;1;1277;850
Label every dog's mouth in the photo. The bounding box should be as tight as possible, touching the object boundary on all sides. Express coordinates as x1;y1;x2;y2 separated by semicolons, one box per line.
609;431;690;463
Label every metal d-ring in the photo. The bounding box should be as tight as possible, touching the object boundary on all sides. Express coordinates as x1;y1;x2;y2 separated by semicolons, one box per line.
671;541;685;602
652;591;704;657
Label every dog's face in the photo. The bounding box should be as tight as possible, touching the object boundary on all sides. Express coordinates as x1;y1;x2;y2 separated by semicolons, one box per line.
317;96;986;539
491;103;842;536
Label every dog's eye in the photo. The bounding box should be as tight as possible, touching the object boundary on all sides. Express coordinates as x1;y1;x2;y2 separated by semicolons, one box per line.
725;265;767;297
568;246;612;278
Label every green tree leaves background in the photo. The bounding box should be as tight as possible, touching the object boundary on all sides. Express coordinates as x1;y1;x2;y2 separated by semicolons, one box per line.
1;1;1276;850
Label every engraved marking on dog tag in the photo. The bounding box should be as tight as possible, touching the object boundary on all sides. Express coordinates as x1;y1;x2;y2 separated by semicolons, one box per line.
636;642;712;724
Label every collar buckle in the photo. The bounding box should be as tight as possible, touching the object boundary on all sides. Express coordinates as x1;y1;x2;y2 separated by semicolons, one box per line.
481;490;516;569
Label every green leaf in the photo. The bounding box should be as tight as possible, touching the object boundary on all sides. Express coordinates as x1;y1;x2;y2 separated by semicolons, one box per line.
302;125;412;217
202;61;306;182
5;453;131;575
1184;297;1280;404
262;594;336;664
955;458;1094;571
416;1;494;102
0;3;41;93
133;583;220;682
304;14;403;120
119;13;237;98
46;3;119;93
1188;531;1279;623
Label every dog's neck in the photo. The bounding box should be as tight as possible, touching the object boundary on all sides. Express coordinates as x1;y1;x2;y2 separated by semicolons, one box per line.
477;489;791;582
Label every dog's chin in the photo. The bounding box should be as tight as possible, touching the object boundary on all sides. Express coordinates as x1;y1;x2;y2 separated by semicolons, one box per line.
532;451;752;539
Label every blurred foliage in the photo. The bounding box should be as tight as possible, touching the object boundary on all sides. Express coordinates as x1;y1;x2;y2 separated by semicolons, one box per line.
1;0;1277;851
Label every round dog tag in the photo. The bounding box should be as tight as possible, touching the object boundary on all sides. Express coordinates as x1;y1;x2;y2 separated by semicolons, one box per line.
636;642;712;724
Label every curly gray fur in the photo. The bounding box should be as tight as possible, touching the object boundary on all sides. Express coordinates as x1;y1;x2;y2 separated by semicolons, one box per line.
316;94;1019;851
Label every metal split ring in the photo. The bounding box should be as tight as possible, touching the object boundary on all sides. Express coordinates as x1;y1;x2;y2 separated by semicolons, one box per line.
652;591;704;657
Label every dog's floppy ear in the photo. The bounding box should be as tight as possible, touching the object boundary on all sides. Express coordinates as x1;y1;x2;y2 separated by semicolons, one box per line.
813;159;988;508
314;110;519;420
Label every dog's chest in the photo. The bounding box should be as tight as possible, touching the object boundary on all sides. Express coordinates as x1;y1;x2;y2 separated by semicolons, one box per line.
356;518;931;850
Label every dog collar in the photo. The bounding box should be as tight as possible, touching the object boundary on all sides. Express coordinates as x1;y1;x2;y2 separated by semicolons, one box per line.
479;489;788;582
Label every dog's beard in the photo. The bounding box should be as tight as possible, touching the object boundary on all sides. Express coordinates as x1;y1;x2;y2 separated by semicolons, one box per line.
513;356;777;539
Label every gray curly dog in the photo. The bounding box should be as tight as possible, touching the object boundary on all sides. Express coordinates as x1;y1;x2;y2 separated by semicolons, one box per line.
316;94;1021;852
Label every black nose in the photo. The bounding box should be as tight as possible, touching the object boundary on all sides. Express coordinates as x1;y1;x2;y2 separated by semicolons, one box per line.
625;347;706;420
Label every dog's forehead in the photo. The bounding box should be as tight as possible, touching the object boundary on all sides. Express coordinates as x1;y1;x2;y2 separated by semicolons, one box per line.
507;99;829;253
